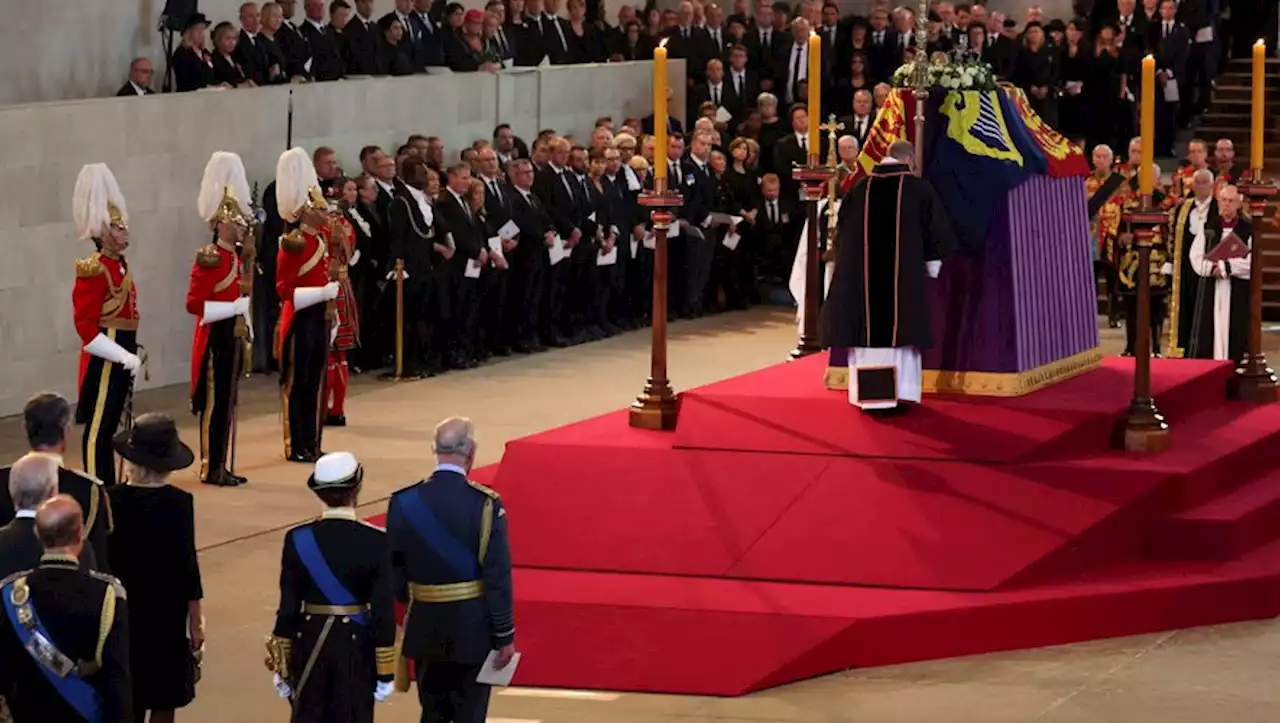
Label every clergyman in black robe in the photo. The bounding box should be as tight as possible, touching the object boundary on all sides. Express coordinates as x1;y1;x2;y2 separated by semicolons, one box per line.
1185;187;1252;361
821;141;955;411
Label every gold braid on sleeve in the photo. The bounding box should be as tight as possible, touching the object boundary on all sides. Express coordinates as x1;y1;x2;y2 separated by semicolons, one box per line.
375;646;397;677
264;636;293;681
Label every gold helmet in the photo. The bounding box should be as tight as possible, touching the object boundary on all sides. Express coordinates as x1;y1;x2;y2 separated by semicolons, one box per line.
276;147;330;224
72;164;129;240
197;152;253;229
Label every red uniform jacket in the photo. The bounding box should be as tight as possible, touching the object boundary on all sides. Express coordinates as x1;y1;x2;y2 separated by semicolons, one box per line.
185;242;242;396
274;225;330;360
72;253;139;388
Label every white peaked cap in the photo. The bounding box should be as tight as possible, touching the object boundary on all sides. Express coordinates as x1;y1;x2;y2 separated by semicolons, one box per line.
72;163;128;241
310;451;361;489
197;151;253;223
275;147;320;223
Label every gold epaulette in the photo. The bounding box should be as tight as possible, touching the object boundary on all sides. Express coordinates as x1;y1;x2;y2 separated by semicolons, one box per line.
87;570;127;600
375;646;397;677
467;480;500;500
196;244;222;268
75;255;105;279
0;570;28;590
281;229;306;253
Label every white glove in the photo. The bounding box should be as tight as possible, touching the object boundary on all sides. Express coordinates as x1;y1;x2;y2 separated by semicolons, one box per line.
350;250;361;266
233;296;251;315
386;269;409;281
323;281;340;300
273;673;292;700
330;326;338;346
1161;262;1173;276
926;260;942;279
83;334;142;377
201;301;238;325
294;285;335;310
374;681;394;702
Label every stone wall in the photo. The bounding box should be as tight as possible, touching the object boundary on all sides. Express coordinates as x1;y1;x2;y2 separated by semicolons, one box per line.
0;60;682;417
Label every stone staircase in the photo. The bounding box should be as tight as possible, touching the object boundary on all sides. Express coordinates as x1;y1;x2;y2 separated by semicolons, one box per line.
1199;56;1280;319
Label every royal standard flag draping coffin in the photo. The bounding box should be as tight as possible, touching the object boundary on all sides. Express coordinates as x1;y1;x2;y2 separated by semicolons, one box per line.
827;85;1097;395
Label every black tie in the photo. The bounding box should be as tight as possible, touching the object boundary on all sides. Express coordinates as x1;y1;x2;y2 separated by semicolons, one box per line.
404;15;415;42
735;73;742;97
489;180;502;202
801;135;807;155
673;164;681;186
770;200;778;223
791;47;803;103
498;28;508;55
712;85;720;106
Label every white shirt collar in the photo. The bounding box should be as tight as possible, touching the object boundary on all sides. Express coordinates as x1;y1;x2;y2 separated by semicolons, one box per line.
321;507;357;520
308;18;326;30
15;509;36;520
1194;196;1212;209
448;188;469;205
377;179;394;191
435;462;468;475
246;30;259;39
30;451;65;466
407;184;427;202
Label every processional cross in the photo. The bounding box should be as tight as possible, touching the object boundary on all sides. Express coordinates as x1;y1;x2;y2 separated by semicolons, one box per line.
819;115;845;254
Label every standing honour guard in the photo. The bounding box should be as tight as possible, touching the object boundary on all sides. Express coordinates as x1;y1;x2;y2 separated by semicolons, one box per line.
187;152;255;487
71;164;143;487
274;148;340;464
265;452;396;723
324;205;360;428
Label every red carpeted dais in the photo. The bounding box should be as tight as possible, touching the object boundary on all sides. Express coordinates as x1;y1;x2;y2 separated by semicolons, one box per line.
372;356;1280;695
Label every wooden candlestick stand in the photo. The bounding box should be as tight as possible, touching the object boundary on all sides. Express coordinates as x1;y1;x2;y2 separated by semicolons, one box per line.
790;158;836;359
1113;201;1170;452
629;180;683;430
1229;173;1278;402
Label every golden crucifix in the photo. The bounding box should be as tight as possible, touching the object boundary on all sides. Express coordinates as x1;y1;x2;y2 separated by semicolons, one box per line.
819;115;845;256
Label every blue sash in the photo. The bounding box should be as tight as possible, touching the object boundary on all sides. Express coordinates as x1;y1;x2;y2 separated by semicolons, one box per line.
395;488;482;580
2;581;102;723
292;527;369;626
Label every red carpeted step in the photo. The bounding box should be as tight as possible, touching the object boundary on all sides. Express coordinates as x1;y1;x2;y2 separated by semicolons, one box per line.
1149;468;1280;561
506;537;1280;695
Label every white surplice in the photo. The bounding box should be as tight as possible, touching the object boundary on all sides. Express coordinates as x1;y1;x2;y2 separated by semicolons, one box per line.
1188;228;1251;360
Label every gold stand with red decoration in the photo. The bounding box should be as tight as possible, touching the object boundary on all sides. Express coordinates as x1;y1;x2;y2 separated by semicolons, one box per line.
629;178;683;430
1113;201;1170;453
1230;172;1278;402
790;157;837;359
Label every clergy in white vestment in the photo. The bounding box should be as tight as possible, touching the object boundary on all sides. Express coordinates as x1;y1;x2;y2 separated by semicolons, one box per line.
1186;184;1252;361
820;140;955;411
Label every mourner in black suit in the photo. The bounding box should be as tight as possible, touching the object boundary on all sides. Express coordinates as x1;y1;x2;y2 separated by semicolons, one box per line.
388;159;445;377
533;139;585;346
299;14;346;81
273;10;313;79
1152;1;1189;156
476;151;517;354
667;21;712;84
681;137;719;318
772;105;814;198
0;393;112;572
116;57;156;96
343;8;384;75
690;58;745;127
531;4;574;65
235;26;274;85
0;495;132;723
386;418;515;723
504;158;556;351
433;165;489;368
267;452;397;723
745;6;782;88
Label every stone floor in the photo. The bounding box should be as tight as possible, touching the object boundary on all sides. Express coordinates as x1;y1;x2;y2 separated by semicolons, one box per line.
7;309;1280;723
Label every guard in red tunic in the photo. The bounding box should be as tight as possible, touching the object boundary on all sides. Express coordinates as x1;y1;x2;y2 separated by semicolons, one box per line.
71;164;142;486
275;148;339;464
187;152;255;487
325;214;360;427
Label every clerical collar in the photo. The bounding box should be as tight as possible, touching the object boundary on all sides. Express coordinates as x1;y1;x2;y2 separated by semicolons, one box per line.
321;507;357;520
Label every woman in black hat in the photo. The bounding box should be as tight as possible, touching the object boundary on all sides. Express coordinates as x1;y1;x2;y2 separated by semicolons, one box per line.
107;413;204;723
172;13;216;92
